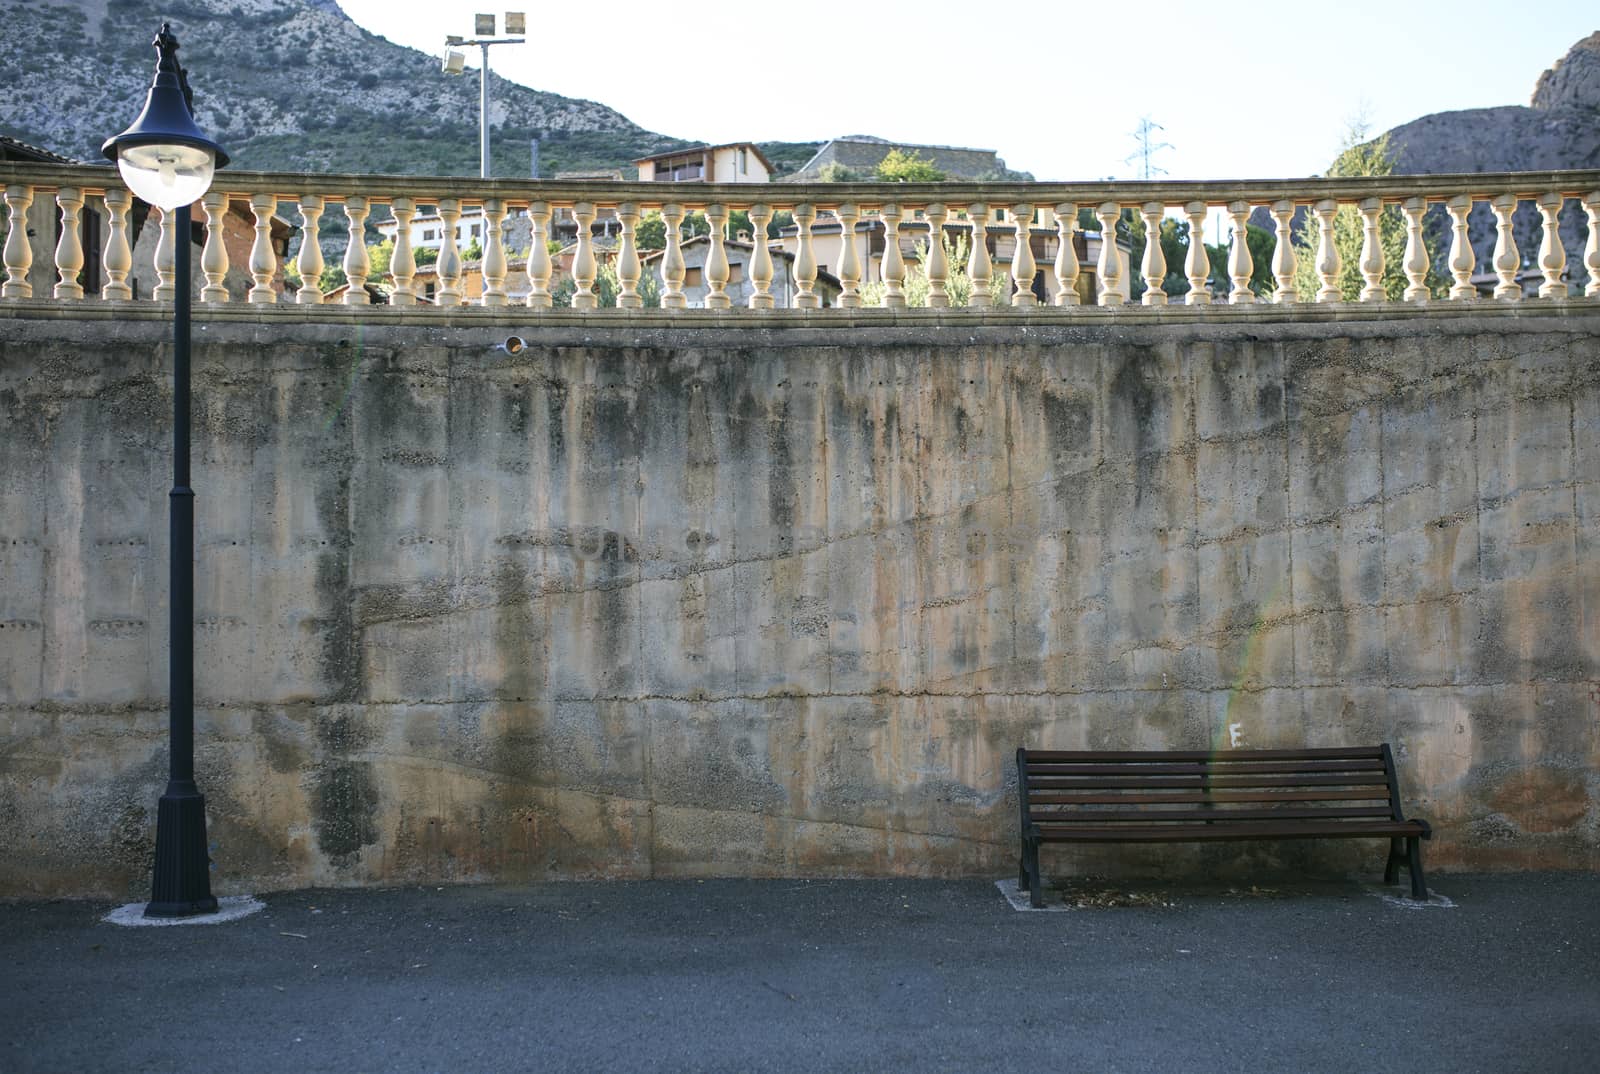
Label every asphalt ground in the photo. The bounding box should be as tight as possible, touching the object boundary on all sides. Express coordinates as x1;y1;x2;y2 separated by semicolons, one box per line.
2;874;1596;1073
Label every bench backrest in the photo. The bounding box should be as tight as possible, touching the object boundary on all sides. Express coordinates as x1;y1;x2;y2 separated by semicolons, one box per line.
1017;745;1409;834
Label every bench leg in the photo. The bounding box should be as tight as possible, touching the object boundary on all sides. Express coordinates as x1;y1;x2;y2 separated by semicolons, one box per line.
1018;854;1029;893
1384;837;1403;885
1406;836;1429;902
1024;840;1043;909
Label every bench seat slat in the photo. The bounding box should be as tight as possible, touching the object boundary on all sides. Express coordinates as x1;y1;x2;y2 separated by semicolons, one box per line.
1033;819;1427;842
1027;773;1391;790
1030;806;1395;824
1025;788;1392;805
1023;747;1384;762
1023;760;1388;776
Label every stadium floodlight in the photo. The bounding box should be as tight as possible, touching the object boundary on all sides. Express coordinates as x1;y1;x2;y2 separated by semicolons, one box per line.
442;15;526;178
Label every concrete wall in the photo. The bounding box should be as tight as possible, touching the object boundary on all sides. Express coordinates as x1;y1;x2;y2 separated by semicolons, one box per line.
1;308;1597;899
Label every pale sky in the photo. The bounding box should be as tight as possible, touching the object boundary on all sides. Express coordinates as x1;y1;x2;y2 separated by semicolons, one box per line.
336;0;1596;181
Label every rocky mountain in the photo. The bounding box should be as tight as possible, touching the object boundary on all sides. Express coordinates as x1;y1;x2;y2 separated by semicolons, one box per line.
1373;31;1600;290
1;0;692;175
1385;31;1600;175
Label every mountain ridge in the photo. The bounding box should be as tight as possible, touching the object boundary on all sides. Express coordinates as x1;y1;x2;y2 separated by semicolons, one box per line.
1;0;693;176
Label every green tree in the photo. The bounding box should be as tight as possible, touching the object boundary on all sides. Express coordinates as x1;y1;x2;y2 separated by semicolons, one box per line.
858;230;1005;307
367;238;393;279
552;257;661;308
1291;122;1447;301
875;148;945;183
1116;210;1274;301
634;210;710;251
817;162;865;182
462;237;483;262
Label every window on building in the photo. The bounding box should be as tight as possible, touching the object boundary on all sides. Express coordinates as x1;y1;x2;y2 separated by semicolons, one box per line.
684;267;703;287
423;228;436;241
728;263;744;282
738;148;747;174
424;282;436;300
471;224;481;239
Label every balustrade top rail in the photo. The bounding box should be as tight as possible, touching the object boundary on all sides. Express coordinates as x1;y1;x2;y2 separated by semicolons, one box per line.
5;160;1600;313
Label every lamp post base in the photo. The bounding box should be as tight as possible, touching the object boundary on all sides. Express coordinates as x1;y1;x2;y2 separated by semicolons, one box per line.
144;784;218;918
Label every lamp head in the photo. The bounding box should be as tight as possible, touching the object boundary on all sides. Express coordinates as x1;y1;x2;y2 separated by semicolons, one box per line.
102;23;229;211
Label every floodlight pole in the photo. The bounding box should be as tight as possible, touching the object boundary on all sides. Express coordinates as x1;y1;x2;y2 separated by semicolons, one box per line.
447;36;524;179
479;42;489;179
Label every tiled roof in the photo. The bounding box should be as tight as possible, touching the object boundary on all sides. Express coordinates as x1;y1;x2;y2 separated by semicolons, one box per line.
0;133;82;164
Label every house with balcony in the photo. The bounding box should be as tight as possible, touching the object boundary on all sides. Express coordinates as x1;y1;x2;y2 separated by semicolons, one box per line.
634;143;773;183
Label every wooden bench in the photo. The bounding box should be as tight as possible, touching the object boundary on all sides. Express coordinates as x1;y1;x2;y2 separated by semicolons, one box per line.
1016;745;1431;908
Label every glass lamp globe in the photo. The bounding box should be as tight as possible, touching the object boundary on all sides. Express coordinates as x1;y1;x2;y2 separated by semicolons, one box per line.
115;143;216;212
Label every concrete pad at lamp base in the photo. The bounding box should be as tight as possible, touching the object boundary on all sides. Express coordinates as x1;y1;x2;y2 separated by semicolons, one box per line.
103;894;266;927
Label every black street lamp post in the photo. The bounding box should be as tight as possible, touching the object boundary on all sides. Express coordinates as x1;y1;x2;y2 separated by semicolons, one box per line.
103;23;230;918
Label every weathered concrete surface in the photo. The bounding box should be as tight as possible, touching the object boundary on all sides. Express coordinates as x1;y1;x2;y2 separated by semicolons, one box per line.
1;307;1597;898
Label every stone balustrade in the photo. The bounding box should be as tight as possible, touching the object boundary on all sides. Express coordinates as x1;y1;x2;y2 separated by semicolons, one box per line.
3;160;1600;313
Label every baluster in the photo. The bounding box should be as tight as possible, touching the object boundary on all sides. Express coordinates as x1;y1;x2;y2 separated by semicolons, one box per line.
746;202;774;309
703;202;731;309
568;200;595;309
2;184;32;299
1226;200;1254;304
153;205;176;302
966;203;992;307
835;203;861;308
436;198;462;306
342;195;370;306
1584;191;1600;297
101;188;133;301
1052;202;1079;306
198;191;229;303
1095;202;1124;306
52;187;84;300
248;193;277;304
792;203;818;309
1401;196;1429;302
1358;197;1385;301
1490;193;1520;300
1138;202;1166;306
1010;202;1036;307
880;203;905;308
1446;195;1476;300
925;203;950;307
660;202;687;308
482;197;509;307
1183;201;1209;305
293;195;324;304
1535;192;1565;299
1269;200;1296;304
617;201;642;308
1313;199;1340;302
526;200;552;308
388;197;416;306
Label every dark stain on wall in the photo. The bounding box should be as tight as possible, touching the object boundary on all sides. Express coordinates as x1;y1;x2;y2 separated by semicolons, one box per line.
313;759;380;864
